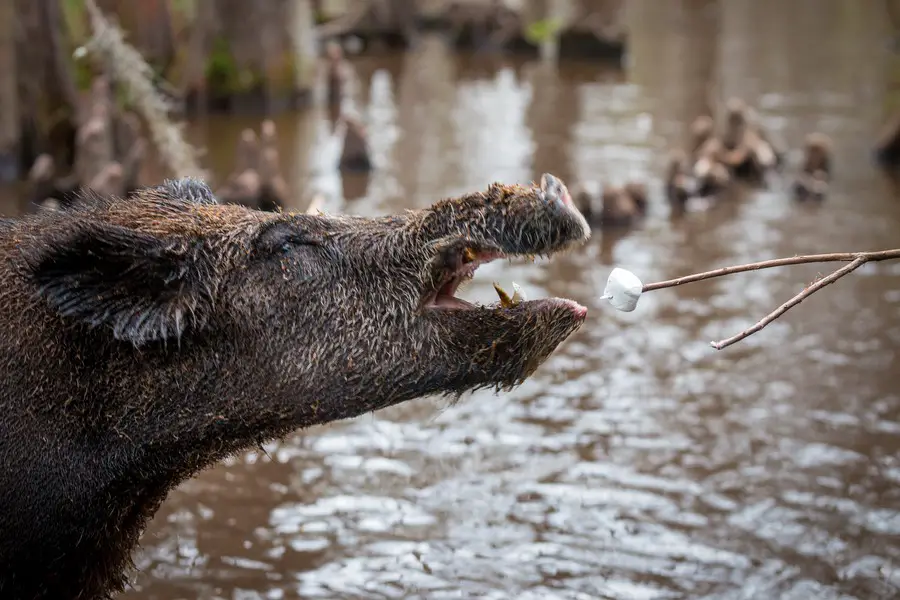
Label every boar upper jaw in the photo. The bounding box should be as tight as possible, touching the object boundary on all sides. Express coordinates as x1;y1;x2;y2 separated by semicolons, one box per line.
416;174;591;316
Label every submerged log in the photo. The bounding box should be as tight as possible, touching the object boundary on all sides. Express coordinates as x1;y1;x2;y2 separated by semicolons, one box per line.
572;180;598;221
673;98;779;204
718;97;779;181
793;132;832;202
689;115;715;158
600;182;646;227
665;149;693;210
573;178;647;229
875;112;900;167
338;114;373;173
691;136;730;197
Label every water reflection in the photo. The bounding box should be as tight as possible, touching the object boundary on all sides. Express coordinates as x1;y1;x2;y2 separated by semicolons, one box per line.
13;0;900;598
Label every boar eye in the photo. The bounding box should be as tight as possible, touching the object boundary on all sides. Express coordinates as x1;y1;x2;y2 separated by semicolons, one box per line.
279;237;300;252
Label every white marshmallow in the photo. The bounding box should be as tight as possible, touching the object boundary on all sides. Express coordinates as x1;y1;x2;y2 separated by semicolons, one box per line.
601;267;644;312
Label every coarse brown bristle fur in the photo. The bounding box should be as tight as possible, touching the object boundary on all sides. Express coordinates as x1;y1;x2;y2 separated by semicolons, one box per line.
0;175;589;599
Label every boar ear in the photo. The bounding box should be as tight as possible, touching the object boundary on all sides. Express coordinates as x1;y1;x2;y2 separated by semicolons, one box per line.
24;220;217;346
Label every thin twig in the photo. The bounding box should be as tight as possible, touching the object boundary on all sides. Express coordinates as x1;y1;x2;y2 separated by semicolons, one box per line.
638;249;900;350
642;250;900;292
710;256;867;350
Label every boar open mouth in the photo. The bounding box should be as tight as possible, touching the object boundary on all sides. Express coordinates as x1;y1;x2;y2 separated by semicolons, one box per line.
424;249;586;316
422;174;590;316
426;249;503;310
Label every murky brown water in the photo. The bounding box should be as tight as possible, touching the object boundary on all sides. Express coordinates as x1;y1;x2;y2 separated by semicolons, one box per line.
4;0;900;598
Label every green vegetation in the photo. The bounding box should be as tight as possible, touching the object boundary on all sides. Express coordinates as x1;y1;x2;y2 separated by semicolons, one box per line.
61;0;88;44
524;18;563;45
204;36;265;96
62;1;301;102
204;35;300;98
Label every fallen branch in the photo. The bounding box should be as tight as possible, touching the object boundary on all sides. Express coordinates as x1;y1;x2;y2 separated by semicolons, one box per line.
636;249;900;350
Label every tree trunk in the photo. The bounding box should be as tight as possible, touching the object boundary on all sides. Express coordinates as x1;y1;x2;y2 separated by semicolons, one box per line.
196;0;314;113
288;0;318;97
0;0;18;182
14;0;86;174
38;0;82;120
173;0;219;115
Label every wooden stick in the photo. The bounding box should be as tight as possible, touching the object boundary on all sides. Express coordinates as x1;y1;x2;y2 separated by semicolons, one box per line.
709;256;867;349
642;250;900;292
638;249;900;350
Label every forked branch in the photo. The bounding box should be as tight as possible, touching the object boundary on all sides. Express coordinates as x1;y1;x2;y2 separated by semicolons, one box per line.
640;249;900;350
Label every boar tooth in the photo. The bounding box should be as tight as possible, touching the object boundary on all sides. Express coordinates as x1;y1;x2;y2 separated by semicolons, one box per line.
493;282;513;308
510;282;526;305
463;247;477;263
